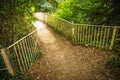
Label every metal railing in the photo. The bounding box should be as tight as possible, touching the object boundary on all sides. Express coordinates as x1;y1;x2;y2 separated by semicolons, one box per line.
46;14;120;50
0;30;41;75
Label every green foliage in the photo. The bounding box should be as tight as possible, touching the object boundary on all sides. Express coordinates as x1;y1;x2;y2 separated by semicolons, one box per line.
106;51;120;80
0;0;36;48
56;0;74;21
56;0;120;25
37;0;52;12
36;0;59;12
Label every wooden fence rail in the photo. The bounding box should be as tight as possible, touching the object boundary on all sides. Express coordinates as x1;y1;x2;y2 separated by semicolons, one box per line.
46;14;120;50
0;30;41;75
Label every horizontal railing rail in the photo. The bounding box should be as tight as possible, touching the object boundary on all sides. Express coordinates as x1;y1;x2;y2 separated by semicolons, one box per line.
7;30;37;49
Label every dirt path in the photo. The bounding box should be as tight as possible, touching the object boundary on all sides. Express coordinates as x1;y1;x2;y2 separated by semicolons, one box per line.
27;22;113;80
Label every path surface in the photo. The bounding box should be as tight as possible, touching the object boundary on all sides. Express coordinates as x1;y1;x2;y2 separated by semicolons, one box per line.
27;22;113;80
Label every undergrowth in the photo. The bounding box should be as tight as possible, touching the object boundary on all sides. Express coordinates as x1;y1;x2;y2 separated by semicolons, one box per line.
106;51;120;80
0;70;31;80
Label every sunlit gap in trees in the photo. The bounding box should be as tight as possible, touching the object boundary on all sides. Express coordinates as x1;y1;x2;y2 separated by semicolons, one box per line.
32;12;47;29
32;21;45;29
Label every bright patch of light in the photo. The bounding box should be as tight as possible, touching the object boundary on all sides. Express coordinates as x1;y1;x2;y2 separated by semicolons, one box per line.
34;12;46;21
32;20;56;44
32;21;45;29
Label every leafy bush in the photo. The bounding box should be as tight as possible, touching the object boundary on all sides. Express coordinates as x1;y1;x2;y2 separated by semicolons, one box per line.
0;0;36;48
56;0;120;25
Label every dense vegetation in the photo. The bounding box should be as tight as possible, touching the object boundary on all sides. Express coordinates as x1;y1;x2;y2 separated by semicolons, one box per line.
0;0;36;48
56;0;120;25
0;0;120;79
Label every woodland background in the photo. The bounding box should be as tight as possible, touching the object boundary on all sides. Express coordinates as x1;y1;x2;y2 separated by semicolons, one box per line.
0;0;120;79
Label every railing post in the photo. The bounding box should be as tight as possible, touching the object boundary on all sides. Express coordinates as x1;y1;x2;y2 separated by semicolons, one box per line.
109;26;117;50
72;22;75;43
1;48;14;75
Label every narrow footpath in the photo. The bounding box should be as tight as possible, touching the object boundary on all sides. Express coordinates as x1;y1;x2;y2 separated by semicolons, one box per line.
27;21;113;80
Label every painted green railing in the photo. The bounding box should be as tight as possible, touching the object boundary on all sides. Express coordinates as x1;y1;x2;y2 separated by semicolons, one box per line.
46;14;120;50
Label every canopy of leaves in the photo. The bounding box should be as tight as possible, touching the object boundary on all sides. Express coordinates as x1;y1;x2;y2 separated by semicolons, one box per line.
36;0;59;12
56;0;120;25
0;0;36;48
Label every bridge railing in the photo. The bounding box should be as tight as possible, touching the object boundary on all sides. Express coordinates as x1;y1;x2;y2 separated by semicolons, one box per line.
0;30;41;75
114;27;120;50
46;14;120;50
